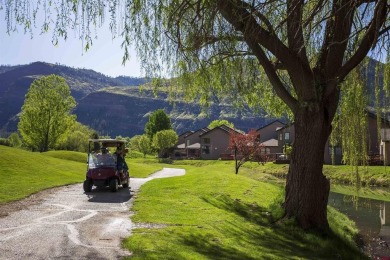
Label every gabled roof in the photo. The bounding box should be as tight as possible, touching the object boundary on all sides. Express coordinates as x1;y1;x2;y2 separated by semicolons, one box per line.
275;123;294;132
199;124;243;137
185;127;209;138
178;131;193;138
261;138;279;147
366;107;390;125
256;120;286;131
176;143;186;149
187;143;201;149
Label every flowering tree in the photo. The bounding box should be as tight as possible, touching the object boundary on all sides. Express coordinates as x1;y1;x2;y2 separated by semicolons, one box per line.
229;130;267;175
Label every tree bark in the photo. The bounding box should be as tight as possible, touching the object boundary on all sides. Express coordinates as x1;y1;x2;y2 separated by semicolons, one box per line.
283;103;332;231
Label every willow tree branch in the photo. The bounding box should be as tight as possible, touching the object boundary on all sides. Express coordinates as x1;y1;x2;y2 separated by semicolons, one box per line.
337;0;388;82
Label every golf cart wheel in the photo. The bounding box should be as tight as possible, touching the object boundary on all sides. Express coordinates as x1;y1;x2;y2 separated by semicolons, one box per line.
110;178;118;192
83;179;93;192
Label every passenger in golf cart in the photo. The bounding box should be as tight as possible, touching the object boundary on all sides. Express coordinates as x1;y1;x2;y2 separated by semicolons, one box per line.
114;146;129;172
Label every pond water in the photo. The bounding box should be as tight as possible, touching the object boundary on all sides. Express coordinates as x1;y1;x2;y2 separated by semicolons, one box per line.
328;192;390;258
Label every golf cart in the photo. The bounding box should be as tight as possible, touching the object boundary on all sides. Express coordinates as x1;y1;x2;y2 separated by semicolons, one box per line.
83;139;130;192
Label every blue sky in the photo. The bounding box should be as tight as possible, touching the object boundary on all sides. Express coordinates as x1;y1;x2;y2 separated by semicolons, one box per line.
0;18;142;78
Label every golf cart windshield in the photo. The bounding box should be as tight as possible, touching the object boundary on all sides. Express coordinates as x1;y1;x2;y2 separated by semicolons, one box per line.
87;139;127;169
88;153;117;168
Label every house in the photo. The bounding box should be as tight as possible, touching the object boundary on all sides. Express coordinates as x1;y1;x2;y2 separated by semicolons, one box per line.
275;111;390;165
256;120;286;142
177;131;193;146
199;125;243;160
175;128;209;159
256;120;286;160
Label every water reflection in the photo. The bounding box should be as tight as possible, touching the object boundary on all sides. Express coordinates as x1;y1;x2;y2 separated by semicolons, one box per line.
328;192;390;257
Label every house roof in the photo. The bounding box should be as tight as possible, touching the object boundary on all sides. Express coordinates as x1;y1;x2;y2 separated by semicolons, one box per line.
178;131;193;138
275;123;294;132
185;127;209;138
187;143;201;149
199;124;243;137
177;143;186;149
261;138;279;147
366;107;390;125
256;120;286;131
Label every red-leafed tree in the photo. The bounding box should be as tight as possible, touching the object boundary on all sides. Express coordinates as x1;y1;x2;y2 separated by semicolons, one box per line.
229;130;267;175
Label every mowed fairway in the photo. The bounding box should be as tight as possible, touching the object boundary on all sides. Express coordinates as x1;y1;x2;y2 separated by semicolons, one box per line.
0;146;368;259
123;161;366;259
0;146;86;203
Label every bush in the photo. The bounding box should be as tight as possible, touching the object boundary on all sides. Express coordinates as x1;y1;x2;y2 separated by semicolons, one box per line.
127;150;145;158
0;138;11;146
8;132;22;147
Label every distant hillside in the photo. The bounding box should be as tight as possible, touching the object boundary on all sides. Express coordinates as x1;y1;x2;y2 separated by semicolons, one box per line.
0;62;147;134
0;59;385;138
0;62;278;137
74;87;275;137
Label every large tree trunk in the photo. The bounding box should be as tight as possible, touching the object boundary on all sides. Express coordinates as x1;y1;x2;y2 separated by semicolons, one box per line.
283;104;332;231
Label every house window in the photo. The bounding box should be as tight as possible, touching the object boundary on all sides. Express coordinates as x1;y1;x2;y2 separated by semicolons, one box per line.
203;138;210;144
202;145;210;154
279;133;283;141
186;140;190;146
260;148;271;154
284;132;290;141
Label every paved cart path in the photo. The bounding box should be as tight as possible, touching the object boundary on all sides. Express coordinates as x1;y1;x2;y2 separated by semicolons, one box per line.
0;168;185;260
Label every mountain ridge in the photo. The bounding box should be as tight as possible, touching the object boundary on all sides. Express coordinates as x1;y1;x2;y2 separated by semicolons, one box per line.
0;62;276;137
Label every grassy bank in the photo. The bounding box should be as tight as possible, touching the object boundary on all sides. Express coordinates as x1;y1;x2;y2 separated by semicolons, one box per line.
123;161;366;259
0;147;371;258
0;146;86;203
239;161;390;187
0;146;164;204
239;161;390;201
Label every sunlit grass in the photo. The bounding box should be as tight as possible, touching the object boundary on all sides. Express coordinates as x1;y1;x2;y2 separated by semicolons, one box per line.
44;150;87;163
0;146;85;203
0;147;371;258
123;161;366;259
0;146;163;203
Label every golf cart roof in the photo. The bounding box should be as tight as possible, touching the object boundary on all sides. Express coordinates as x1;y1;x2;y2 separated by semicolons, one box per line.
88;139;126;147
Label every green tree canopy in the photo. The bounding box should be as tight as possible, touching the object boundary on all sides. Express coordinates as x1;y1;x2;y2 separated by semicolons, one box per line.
8;132;22;148
138;134;152;158
129;135;143;151
4;0;389;230
18;75;76;152
56;122;94;152
208;120;235;129
145;109;172;140
152;129;178;158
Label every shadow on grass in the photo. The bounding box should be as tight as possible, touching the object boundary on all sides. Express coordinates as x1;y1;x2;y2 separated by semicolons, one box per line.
175;194;367;259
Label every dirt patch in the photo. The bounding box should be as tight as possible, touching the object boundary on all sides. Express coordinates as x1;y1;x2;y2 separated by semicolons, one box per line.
0;186;65;218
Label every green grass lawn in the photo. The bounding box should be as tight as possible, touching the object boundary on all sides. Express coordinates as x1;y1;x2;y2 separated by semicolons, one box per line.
0;146;382;258
128;158;165;178
0;146;86;203
123;161;366;259
239;161;390;201
0;146;164;203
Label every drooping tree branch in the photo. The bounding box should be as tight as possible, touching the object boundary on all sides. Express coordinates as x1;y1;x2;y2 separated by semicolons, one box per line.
337;0;388;81
216;0;313;107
